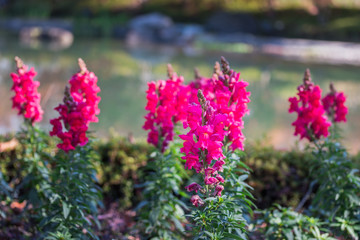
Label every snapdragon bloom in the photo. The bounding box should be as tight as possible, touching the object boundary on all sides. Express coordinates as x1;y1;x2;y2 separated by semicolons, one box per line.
288;69;331;141
190;195;204;207
188;57;250;151
322;83;348;123
181;90;228;206
185;182;202;193
50;59;101;152
10;57;43;124
50;87;88;152
143;65;190;151
69;59;101;123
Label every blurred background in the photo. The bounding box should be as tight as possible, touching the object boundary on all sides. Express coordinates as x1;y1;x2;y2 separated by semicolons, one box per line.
0;0;359;153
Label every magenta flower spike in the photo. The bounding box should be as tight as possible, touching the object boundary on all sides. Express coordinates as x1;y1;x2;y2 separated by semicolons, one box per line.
143;64;190;152
288;69;331;141
322;83;348;123
10;56;43;124
50;59;101;152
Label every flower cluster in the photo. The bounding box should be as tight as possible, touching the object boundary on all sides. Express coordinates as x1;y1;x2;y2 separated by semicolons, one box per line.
288;69;331;141
10;57;43;124
181;90;227;206
143;65;190;151
50;87;88;152
50;59;101;152
322;83;348;123
69;59;101;123
188;58;250;151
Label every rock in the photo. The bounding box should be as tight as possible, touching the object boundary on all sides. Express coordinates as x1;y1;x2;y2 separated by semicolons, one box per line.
206;11;257;34
19;27;73;50
126;13;175;44
129;12;173;30
174;24;204;45
126;13;204;45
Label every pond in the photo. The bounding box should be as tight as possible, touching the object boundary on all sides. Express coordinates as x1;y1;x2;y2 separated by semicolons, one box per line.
0;36;359;153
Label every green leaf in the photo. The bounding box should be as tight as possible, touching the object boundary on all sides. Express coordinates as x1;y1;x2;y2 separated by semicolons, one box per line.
171;215;185;232
62;202;70;219
346;225;358;239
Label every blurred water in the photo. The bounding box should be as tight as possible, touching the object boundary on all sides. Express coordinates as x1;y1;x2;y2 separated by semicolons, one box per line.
0;37;359;153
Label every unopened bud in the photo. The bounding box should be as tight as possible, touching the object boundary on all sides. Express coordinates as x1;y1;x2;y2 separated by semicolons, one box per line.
78;58;87;74
64;86;71;98
303;68;312;85
14;56;24;69
167;64;174;78
197;89;206;110
329;82;336;94
220;56;230;75
214;61;222;76
194;67;201;79
63;86;75;108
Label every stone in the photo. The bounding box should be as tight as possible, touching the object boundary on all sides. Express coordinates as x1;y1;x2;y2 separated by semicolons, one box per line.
19;27;73;50
126;13;175;44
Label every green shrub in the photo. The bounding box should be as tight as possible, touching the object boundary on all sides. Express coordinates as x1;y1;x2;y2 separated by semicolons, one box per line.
244;141;314;209
93;135;153;210
2;133;359;213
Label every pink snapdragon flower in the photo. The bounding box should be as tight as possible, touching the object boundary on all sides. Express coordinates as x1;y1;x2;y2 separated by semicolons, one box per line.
322;83;348;123
143;65;190;151
10;57;43;124
214;185;224;197
188;57;250;151
50;87;89;152
185;182;202;193
180;100;226;171
288;69;331;141
69;59;101;123
182;90;228;206
191;195;204;207
50;59;101;152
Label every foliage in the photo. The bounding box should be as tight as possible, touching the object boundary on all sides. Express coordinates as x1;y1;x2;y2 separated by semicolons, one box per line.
0;121;53;237
188;151;253;240
39;142;102;239
136;145;188;239
15;121;52;209
308;128;360;239
223;151;255;214
2;134;356;211
0;115;103;239
259;205;335;240
255;68;360;240
189;195;247;240
44;226;76;240
1;132;360;238
245;141;313;209
94;135;151;209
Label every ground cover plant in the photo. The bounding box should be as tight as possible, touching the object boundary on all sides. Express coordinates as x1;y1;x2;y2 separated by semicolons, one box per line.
0;56;359;239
